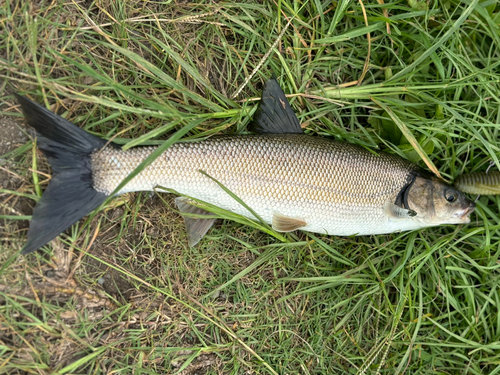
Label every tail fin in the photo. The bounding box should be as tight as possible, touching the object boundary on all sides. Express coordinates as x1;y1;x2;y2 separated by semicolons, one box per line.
15;94;114;255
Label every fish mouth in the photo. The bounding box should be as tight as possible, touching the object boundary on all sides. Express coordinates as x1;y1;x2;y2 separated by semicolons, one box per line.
456;202;476;223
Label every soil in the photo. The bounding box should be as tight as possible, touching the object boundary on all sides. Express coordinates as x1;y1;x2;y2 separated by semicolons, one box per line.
0;114;26;157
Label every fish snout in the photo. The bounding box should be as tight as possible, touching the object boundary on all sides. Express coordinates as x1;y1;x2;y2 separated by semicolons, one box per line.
456;201;476;223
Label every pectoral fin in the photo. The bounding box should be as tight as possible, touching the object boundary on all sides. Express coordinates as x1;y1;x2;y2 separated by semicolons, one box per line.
175;197;217;247
272;212;307;232
384;201;417;219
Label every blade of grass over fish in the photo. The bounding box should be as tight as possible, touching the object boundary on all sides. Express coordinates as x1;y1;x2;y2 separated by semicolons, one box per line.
371;97;444;180
107;118;206;199
154;188;282;243
387;0;480;83
194;174;264;231
155;187;287;241
198;170;287;242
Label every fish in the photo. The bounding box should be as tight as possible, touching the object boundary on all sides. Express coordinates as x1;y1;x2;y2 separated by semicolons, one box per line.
14;79;475;254
455;171;500;195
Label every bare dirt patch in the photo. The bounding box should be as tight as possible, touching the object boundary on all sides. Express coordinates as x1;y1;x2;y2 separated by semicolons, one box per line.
0;114;26;157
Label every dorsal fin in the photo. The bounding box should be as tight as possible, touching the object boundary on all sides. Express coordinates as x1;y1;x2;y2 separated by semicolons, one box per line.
250;79;303;134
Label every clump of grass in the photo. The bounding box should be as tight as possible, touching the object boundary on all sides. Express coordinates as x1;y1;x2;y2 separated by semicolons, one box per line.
1;0;500;373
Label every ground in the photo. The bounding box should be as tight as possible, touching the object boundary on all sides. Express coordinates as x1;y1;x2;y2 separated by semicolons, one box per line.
0;115;25;157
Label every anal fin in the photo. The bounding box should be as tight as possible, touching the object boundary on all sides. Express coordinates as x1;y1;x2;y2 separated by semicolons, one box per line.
272;212;307;232
175;197;217;247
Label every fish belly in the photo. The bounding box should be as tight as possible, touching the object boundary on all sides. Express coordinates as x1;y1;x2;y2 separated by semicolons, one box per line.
91;134;419;236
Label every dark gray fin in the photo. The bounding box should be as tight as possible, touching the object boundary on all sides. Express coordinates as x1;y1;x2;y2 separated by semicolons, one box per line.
175;197;217;247
250;78;304;134
15;94;115;255
384;202;417;219
272;212;307;232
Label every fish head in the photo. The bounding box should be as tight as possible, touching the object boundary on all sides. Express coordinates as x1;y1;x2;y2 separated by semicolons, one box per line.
406;176;475;225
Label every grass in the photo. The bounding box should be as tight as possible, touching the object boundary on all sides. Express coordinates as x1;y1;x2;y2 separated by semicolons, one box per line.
1;0;500;373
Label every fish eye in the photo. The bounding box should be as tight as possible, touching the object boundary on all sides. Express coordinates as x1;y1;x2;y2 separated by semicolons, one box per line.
445;189;459;203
